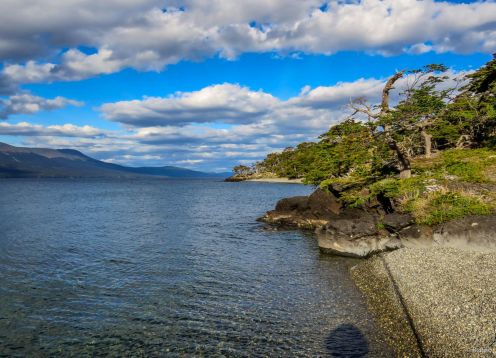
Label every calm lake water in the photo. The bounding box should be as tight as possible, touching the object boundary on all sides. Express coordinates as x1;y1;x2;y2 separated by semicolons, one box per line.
0;179;391;357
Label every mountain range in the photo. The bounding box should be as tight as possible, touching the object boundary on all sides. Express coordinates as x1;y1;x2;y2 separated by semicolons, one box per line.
0;142;229;179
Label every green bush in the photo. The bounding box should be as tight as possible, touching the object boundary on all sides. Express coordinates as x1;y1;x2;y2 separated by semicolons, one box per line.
412;191;492;225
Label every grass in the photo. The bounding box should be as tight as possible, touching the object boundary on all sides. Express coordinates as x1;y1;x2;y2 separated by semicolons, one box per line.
324;148;496;225
412;148;496;183
410;190;493;225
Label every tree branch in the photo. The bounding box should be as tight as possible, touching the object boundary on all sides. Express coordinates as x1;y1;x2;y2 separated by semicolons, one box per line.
381;71;404;114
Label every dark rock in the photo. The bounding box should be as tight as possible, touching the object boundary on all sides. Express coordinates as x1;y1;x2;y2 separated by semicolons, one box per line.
224;176;246;182
383;213;414;231
260;186;496;258
323;210;379;239
307;188;341;216
327;180;365;197
314;208;399;258
397;216;496;251
259;189;343;229
274;196;309;212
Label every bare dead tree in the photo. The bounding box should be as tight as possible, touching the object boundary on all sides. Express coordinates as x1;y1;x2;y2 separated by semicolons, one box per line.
350;71;412;178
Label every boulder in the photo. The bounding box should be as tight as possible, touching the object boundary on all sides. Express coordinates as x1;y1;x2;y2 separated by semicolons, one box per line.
383;213;414;231
323;209;379;239
399;215;496;252
307;188;341;216
317;232;402;258
315;209;401;258
274;196;309;212
260;189;342;229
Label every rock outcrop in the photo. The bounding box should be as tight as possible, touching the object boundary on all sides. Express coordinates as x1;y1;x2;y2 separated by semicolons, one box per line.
258;189;341;229
259;188;496;257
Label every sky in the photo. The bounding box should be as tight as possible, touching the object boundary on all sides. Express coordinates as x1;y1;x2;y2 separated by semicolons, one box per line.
0;0;495;172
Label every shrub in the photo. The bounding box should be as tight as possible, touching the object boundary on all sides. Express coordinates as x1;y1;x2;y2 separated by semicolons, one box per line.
410;191;493;225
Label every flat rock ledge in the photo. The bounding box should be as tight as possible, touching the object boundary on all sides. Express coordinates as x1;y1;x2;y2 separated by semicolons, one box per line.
259;189;496;257
351;248;496;357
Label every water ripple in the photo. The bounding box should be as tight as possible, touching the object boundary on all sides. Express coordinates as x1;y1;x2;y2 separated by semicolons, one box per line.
0;179;392;356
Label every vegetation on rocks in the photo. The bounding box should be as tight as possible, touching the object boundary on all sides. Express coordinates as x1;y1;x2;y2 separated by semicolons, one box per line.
233;55;496;225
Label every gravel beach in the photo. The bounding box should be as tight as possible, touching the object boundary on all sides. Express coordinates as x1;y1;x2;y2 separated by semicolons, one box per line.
351;248;496;357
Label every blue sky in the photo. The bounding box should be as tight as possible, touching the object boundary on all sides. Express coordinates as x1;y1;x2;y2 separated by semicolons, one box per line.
0;0;495;171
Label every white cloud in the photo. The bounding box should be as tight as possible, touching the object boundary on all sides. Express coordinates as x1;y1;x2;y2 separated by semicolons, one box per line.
10;69;472;170
0;122;106;137
100;77;389;130
101;83;278;126
0;93;83;119
1;0;495;85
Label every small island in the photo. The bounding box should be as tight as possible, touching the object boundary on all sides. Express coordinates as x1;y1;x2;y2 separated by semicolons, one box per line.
230;56;496;356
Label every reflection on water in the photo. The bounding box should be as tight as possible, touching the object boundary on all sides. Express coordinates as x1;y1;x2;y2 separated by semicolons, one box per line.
0;179;391;356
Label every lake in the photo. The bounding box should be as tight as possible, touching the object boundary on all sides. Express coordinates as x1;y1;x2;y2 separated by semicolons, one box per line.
0;179;391;356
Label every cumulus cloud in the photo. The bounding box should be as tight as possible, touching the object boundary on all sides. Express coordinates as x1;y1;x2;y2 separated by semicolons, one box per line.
11;69;471;170
100;77;390;129
101;84;278;126
0;93;83;119
101;79;388;129
2;49;125;84
1;0;495;86
0;122;107;137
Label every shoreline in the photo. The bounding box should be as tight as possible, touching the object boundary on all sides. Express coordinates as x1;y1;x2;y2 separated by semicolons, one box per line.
244;178;305;184
351;247;496;356
258;186;496;355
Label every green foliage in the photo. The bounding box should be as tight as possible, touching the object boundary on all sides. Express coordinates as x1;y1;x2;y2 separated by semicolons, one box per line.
233;165;252;176
231;56;496;225
411;191;493;225
370;177;425;200
413;148;496;183
248;119;380;184
436;55;496;147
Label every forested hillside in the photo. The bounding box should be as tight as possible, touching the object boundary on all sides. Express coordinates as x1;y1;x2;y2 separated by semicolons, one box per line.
233;56;496;224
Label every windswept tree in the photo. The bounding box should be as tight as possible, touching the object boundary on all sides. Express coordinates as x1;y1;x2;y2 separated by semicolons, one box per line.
234;57;496;188
442;54;496;148
233;165;252;176
350;65;453;178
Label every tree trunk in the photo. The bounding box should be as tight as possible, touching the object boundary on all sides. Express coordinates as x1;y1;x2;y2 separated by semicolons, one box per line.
381;71;404;113
456;134;472;148
421;130;432;158
389;140;412;179
380;72;411;178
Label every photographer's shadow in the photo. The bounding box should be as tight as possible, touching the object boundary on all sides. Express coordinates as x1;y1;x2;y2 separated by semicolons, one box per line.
325;324;369;357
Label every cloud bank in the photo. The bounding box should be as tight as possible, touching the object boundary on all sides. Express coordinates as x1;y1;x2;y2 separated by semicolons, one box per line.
1;0;495;87
0;93;83;119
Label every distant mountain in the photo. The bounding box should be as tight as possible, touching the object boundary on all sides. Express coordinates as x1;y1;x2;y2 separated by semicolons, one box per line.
125;166;229;178
0;142;229;179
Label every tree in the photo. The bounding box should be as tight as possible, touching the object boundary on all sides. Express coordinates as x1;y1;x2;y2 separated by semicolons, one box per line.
234;57;496;187
350;70;413;178
233;165;252;176
350;65;452;178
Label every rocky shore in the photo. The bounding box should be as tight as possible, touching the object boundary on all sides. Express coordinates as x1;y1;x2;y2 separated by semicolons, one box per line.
259;187;496;257
259;186;496;356
225;175;303;183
